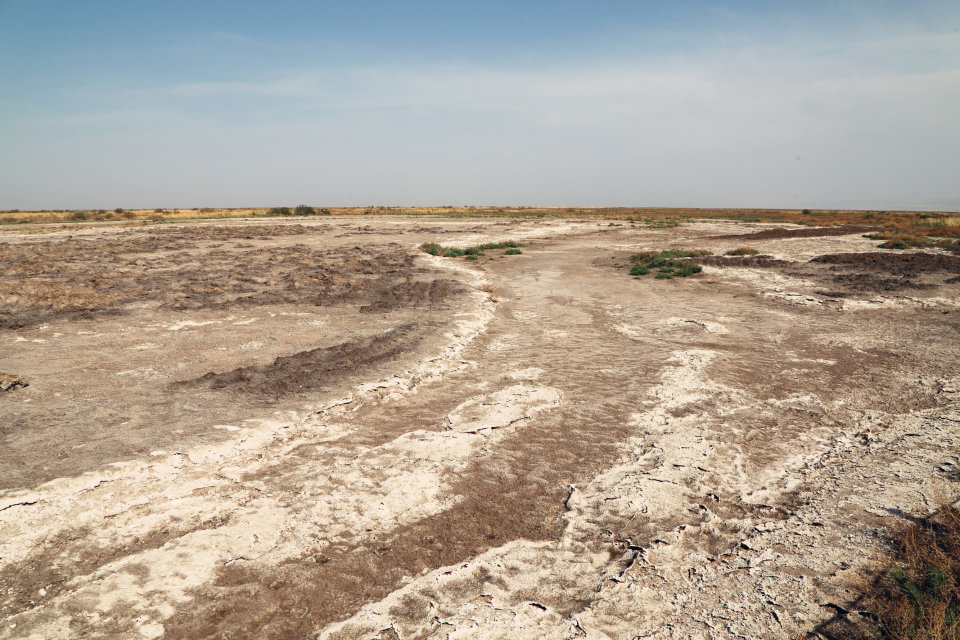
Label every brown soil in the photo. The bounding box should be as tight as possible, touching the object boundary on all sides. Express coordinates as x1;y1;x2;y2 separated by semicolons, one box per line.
806;252;960;296
810;251;960;274
697;251;960;297
707;224;880;241
187;324;425;399
696;255;794;268
0;223;460;330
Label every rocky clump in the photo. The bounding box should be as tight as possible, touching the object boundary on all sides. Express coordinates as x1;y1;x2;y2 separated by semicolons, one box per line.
0;373;27;392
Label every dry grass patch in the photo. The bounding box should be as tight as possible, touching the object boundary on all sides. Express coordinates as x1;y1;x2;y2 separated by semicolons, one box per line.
862;503;960;639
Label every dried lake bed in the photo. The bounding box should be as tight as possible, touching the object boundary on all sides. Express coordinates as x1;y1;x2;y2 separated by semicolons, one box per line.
1;216;958;639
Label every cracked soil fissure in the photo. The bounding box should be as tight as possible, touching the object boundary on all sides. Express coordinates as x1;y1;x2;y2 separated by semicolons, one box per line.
1;217;958;640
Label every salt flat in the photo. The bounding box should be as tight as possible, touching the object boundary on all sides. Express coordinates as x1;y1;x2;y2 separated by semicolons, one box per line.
1;216;958;639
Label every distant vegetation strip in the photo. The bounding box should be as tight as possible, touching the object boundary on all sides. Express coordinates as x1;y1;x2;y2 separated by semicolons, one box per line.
1;206;958;251
0;205;331;226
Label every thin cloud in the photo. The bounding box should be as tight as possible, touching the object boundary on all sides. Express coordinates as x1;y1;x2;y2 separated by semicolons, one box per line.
2;21;958;209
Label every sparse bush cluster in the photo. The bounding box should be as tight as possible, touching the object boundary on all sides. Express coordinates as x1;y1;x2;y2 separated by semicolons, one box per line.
875;236;960;252
266;205;331;217
67;209;131;222
725;247;759;256
865;232;933;250
420;241;524;260
625;217;681;228
627;249;711;279
868;215;960;251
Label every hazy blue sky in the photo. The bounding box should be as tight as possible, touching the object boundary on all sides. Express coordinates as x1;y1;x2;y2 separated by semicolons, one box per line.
1;1;958;210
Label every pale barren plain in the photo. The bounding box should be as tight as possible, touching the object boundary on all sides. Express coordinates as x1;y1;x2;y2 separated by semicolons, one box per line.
1;215;958;639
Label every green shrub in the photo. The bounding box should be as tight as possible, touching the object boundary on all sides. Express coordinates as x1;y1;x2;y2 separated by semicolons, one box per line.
268;207;292;216
626;249;709;279
294;205;316;216
420;240;523;258
477;241;523;250
71;211;88;221
725;247;759;256
504;248;522;255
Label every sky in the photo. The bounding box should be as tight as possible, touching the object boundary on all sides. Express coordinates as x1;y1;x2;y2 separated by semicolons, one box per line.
1;1;958;210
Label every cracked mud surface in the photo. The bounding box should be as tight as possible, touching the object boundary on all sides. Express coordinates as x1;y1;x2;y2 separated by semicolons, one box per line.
1;218;958;639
